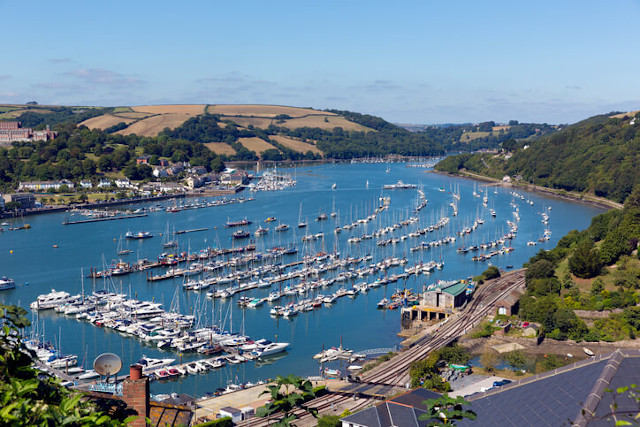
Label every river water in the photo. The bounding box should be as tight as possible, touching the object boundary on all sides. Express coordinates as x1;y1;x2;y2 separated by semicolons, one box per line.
0;162;605;397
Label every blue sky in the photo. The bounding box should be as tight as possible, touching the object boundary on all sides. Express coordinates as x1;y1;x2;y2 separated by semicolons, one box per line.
1;0;639;124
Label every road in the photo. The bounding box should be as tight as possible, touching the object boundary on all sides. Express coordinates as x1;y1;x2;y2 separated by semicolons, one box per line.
238;269;526;426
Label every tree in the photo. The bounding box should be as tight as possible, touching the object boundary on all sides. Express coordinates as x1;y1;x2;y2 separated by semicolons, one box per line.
0;304;132;425
255;375;317;426
480;351;498;372
418;394;477;425
591;278;605;296
569;239;603;278
504;350;527;371
526;259;556;281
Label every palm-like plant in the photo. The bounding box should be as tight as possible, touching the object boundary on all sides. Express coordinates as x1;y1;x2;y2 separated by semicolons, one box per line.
256;375;317;426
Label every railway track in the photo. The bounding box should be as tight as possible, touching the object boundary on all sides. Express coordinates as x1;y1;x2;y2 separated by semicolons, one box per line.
238;269;525;426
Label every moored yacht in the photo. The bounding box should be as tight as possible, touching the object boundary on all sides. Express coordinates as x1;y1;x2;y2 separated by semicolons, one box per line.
30;290;75;310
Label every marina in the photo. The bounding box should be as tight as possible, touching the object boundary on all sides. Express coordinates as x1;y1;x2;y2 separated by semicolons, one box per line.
0;161;606;397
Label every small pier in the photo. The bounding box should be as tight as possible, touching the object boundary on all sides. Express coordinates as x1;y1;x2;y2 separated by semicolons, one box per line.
63;213;148;225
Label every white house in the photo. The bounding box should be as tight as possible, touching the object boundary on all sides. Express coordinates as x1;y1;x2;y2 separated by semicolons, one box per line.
80;180;93;189
97;178;112;188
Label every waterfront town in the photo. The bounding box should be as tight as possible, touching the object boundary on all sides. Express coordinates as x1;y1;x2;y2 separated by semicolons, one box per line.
2;1;640;425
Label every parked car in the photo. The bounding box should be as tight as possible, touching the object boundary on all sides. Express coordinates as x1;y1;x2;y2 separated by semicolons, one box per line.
493;379;513;387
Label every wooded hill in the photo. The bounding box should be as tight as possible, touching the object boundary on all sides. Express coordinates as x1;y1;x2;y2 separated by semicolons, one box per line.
1;103;556;163
435;111;640;204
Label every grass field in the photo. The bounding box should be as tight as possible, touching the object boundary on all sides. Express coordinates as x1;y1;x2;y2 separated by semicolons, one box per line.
280;115;368;132
219;116;275;129
270;135;322;154
204;142;236;155
238;137;278;155
207;104;334;118
132;104;206;115
80;114;137;130
112;111;155;119
460;131;491;142
112;106;133;113
115;113;192;136
610;110;640;119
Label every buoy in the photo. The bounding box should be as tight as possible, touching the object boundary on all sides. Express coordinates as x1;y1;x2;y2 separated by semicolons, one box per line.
10;250;13;254
53;245;59;248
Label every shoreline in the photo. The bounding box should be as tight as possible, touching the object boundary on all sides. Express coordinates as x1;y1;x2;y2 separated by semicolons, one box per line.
429;170;622;211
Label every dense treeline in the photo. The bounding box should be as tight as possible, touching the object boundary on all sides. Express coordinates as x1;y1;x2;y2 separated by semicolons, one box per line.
14;106;114;129
0;122;225;192
160;115;321;162
436;112;640;204
518;186;640;341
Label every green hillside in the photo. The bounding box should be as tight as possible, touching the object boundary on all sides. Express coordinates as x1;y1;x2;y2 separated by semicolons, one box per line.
436;111;640;204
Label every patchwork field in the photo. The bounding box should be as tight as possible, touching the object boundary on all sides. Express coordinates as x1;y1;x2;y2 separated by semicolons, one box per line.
270;135;322;155
203;142;236;155
207;104;334;118
238;137;278;155
132;104;207;115
279;115;368;132
80;115;137;130
115;113;192;137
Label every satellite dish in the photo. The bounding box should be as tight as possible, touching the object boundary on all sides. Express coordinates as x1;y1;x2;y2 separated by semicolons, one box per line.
93;353;123;377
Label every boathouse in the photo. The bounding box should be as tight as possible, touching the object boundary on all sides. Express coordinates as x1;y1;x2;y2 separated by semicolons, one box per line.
401;281;468;327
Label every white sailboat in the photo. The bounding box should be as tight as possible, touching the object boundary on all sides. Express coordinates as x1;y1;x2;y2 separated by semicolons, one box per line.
116;234;133;256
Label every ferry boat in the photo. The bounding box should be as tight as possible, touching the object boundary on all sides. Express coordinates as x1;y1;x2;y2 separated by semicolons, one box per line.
383;180;418;190
125;231;153;239
225;219;252;227
30;289;75;310
0;277;16;291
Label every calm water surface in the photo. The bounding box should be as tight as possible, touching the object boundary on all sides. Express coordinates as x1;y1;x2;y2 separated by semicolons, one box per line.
0;162;606;396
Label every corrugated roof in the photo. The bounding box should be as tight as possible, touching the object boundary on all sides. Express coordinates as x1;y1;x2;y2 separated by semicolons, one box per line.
459;349;640;426
440;281;468;297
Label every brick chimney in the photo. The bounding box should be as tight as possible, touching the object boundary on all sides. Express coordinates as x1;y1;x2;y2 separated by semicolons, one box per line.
122;364;149;427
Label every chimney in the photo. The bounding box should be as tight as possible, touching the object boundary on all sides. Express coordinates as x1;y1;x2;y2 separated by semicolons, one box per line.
123;364;149;427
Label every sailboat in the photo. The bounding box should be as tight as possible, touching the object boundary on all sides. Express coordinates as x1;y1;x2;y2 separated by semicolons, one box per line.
116;234;133;255
162;223;177;248
298;203;307;228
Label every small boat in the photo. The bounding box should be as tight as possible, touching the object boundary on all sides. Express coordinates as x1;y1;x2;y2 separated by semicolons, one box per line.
125;231;153;239
331;183;337;190
583;347;595;357
254;227;269;236
0;277;16;291
275;223;289;232
225;218;252;227
233;230;250;239
264;217;277;223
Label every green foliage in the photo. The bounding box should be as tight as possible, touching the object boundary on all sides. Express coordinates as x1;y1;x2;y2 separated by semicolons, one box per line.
433;113;640;204
418;394;477;426
255;375;317;426
194;417;233;426
0;304;129;426
525;259;556;281
569;239;603;278
317;414;342;427
438;344;471;365
470;322;497;338
504;350;527;371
